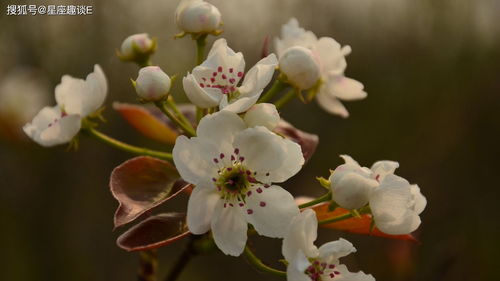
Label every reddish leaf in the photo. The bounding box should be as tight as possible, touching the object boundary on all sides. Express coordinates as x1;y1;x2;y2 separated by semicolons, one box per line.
110;156;191;228
117;213;190;252
274;120;319;162
311;202;418;242
113;102;179;144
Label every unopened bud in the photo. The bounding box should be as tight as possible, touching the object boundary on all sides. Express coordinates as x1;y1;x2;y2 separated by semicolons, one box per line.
279;46;321;90
118;33;156;65
244;103;280;130
133;66;171;101
175;0;222;34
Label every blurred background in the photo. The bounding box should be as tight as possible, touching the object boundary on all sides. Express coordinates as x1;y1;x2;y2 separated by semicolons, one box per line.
1;0;499;280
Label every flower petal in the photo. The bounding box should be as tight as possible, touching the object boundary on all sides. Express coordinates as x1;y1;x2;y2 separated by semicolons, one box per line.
370;160;399;182
330;170;378;210
183;73;221;108
287;250;312;281
232;126;287;177
318;238;356;262
327;76;367;101
245;185;299;238
282;209;319;262
55;65;107;116
267;138;304;183
196;110;246;156
237;54;278;99
204;39;245;79
275;18;318;57
211;200;248;256
323;264;375;281
172;136;218;187
370;174;421;235
411;184;427;215
314;37;347;76
316;91;349;118
219;94;261;114
187;186;220;234
244;103;280;130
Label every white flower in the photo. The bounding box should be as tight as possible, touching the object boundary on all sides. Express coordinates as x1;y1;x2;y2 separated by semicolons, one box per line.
23;65;107;147
173;110;304;256
134;66;171;101
120;33;155;58
175;0;222;34
183;39;278;113
369;174;427;235
243;103;280;130
282;209;375;281
275;18;367;118
279;46;321;90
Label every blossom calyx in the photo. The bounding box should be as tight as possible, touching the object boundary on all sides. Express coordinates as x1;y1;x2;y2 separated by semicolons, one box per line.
133;66;171;101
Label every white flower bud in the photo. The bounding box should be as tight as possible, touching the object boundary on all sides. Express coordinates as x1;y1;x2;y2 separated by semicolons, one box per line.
279;46;321;90
134;66;171;101
175;0;222;34
243;103;280;130
120;33;154;58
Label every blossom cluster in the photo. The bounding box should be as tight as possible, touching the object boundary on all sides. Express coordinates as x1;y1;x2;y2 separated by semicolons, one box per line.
22;0;427;280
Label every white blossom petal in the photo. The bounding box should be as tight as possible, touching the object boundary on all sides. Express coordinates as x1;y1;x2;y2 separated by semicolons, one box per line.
205;39;245;75
324;264;375;281
211;200;248;256
233;126;287;176
237;54;278;99
187;186;220;234
316;91;349;118
172;136;218;188
275;18;318;57
196;110;246;155
370;160;399;182
244;185;299;238
282;209;319;262
314;37;348;76
330;170;378;210
318;238;356;262
327;76;367;101
182;73;221;108
370;174;422;235
267;138;304;183
411;184;427;215
55;65;107;117
23;105;81;147
243;103;280;130
287;250;312;281
219;94;260;113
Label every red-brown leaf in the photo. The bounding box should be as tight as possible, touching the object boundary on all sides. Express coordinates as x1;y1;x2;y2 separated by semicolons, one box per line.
117;213;190;252
110;156;191;228
311;202;418;242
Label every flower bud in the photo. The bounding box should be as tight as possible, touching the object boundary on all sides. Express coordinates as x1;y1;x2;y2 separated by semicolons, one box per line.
118;33;156;65
279;46;321;90
243;103;280;130
134;66;171;101
175;0;222;34
329;164;378;210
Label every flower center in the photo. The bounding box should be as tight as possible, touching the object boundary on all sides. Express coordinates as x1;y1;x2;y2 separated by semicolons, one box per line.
305;260;341;281
198;65;244;98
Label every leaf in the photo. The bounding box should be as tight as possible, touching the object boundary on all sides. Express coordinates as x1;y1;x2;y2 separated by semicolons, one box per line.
110;156;191;228
117;213;190;252
274;120;319;162
113;102;179;144
311;202;418;242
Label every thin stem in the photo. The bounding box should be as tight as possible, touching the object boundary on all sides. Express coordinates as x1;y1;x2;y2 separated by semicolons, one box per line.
164;236;197;281
299;192;332;209
138;250;158;281
258;79;288;103
195;35;207;65
155;101;196;137
318;207;371;225
84;127;173;161
165;98;195;133
274;89;296;109
243;245;286;277
195;107;204;123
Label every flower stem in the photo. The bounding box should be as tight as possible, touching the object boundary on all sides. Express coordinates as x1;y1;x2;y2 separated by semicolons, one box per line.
318;206;371;225
138;250;158;281
195;35;208;65
274;89;296;109
243;245;286;277
83;127;173;161
155;101;196;137
258;79;288;103
163;236;198;281
299;192;332;209
165;97;195;133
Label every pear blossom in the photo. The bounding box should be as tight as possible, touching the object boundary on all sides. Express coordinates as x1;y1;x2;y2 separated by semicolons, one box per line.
282;209;375;281
175;0;222;34
120;33;155;58
183;39;278;113
279;46;321;90
275;18;367;118
243;103;280;130
173;110;304;256
23;65;107;147
330;155;427;234
134;66;171;101
369;174;427;235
